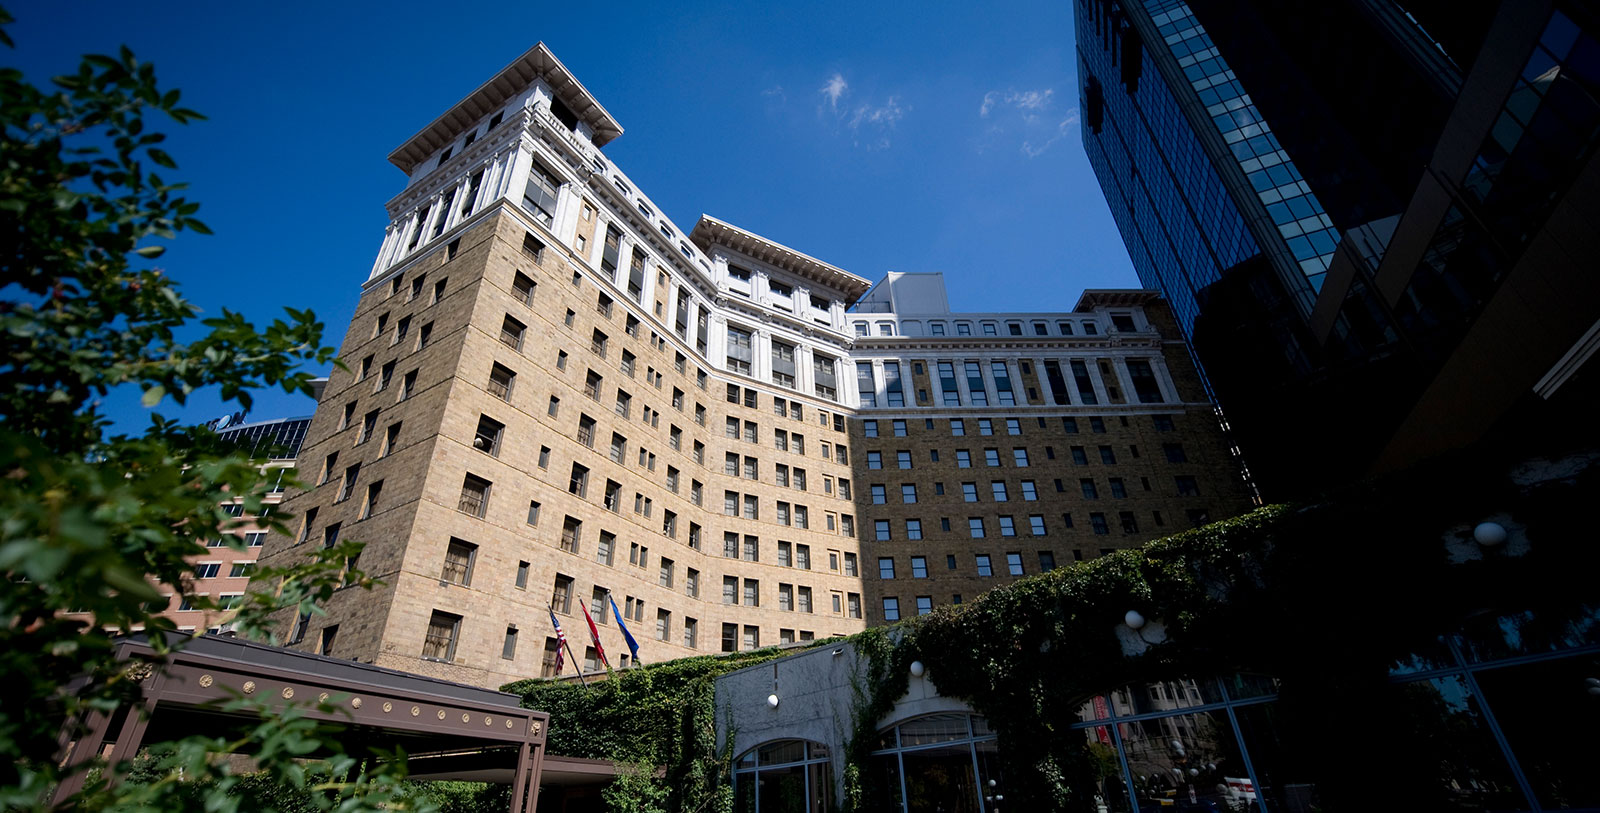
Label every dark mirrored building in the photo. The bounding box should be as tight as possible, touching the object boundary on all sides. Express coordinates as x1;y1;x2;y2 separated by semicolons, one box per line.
1077;0;1600;497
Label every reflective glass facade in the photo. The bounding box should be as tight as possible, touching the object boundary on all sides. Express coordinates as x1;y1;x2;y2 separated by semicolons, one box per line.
1077;0;1259;341
1146;0;1340;306
216;416;312;460
1071;599;1600;812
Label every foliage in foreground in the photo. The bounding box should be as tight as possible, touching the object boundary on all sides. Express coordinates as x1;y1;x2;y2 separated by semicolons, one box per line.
0;9;411;810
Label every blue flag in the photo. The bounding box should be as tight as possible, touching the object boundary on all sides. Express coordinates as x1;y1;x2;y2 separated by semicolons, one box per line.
608;594;642;665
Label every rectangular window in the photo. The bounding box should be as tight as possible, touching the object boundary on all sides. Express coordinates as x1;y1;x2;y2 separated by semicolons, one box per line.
726;326;753;374
882;598;900;622
474;414;504;456
975;554;992;576
771;341;797;388
500;315;526;351
856;362;877;407
1126;359;1164;403
1006;552;1024;576
1070;360;1098;404
422;610;462;662
991;362;1014;405
457;474;490;517
883;362;904;407
965;361;988;405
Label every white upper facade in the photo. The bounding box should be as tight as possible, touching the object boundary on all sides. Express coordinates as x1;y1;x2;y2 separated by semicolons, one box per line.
847;272;1156;340
361;43;1175;413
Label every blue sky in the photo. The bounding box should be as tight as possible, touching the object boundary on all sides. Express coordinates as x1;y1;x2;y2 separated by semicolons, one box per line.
8;1;1135;431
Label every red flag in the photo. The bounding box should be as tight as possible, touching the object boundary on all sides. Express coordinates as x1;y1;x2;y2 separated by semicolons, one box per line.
579;598;610;669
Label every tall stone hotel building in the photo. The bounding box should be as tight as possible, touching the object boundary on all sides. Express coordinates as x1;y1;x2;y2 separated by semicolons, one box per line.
257;44;1250;688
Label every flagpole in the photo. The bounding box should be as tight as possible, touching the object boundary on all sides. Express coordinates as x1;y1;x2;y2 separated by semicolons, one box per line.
548;603;590;688
564;637;590;688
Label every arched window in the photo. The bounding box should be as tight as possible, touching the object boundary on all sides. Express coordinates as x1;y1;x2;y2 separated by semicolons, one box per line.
733;739;831;813
868;713;1001;813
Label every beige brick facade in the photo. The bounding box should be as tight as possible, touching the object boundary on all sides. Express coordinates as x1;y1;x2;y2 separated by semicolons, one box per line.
253;43;1252;689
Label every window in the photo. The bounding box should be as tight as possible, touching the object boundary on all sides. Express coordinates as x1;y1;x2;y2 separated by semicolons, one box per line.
726;326;753;374
771;341;797;387
569;463;589;497
1006;552;1024;576
1020;480;1038;501
1120;511;1139;534
991;480;1010;502
500;315;526;350
1164;443;1188;463
875;520;891;541
867;451;882;470
1072;446;1089;465
991;361;1014;405
596;532;615;566
848;593;862;618
457;474;491;517
422;610;462;662
962;482;979;502
984;449;1001;467
910;556;928;578
1029;515;1047;536
358;411;378;445
882;598;900;621
1175;476;1200;496
897;450;912;469
901;483;918;503
856;362;876;407
975;554;992;576
442;538;476;586
1110;478;1127;499
883;362;904;407
361;480;382;519
998;516;1016;537
1006;418;1021;435
1013;448;1030;467
474;414;504;456
743;579;759;607
1090;513;1110;535
1081;479;1099;499
968;518;985;538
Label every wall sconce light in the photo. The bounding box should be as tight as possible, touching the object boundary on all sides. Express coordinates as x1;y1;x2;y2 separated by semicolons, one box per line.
909;660;925;678
767;693;779;708
1473;521;1508;547
1124;610;1147;630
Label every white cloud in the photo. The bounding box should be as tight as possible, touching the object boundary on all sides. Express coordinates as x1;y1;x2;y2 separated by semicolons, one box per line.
845;96;906;149
1020;111;1081;158
978;87;1077;157
813;73;905;149
980;88;1055;117
819;73;848;110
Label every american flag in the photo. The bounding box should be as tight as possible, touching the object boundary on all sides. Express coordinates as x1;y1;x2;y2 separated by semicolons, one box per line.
547;606;566;674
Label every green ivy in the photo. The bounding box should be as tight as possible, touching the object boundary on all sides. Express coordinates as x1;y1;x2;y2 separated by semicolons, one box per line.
502;645;837;813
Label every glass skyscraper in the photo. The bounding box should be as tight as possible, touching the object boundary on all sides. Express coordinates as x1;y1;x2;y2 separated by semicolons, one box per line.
1076;0;1600;497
